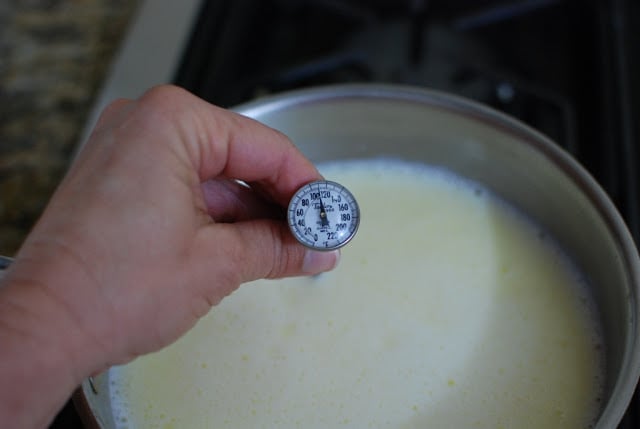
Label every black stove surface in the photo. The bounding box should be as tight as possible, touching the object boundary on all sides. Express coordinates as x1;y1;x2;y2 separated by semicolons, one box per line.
52;0;640;427
173;0;639;427
175;0;639;243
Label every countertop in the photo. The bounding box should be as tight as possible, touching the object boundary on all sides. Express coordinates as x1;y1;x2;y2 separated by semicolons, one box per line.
0;0;141;256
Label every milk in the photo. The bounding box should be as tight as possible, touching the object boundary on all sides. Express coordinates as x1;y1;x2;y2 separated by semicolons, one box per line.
109;159;604;429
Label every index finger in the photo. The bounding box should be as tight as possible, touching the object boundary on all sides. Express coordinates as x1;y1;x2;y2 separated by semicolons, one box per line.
138;86;322;205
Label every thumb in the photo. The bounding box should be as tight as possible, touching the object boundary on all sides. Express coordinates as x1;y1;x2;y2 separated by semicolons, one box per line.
195;220;340;286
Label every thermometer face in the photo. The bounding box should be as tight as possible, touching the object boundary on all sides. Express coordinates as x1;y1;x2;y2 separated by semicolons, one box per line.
287;180;360;251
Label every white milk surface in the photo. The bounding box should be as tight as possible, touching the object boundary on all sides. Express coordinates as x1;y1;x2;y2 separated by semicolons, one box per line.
110;159;604;429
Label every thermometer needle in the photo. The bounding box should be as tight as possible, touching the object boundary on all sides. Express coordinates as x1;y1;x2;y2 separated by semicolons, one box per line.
319;195;329;228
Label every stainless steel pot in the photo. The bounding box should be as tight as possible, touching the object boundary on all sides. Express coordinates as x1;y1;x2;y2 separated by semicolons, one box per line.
74;84;640;428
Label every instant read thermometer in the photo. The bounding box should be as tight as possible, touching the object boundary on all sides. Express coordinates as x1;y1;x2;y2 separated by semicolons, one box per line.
287;180;360;251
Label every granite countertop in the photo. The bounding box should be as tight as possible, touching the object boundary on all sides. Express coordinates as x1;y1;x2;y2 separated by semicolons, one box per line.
0;0;140;256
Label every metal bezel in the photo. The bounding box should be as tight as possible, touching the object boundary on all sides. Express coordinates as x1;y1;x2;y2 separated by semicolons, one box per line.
287;180;360;251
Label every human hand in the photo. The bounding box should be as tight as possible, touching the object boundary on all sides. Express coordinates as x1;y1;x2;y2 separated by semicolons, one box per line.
0;86;339;416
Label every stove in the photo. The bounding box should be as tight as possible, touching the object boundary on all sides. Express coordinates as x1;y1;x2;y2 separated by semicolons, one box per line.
171;0;639;243
64;0;639;427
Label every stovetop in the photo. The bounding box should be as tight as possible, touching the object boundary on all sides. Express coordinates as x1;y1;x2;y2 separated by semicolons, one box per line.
57;0;639;427
174;0;639;250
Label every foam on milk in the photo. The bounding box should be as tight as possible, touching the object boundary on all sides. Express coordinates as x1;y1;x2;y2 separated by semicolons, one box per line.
109;159;604;429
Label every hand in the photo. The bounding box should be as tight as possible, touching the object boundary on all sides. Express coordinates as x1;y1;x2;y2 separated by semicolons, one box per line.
0;85;339;427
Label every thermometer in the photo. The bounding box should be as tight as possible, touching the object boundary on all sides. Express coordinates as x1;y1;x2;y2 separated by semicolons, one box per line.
287;180;360;251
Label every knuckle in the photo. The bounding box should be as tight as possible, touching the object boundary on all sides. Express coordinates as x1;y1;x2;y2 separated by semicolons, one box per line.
136;85;194;125
264;223;299;279
94;98;132;130
217;233;247;286
213;222;301;284
139;84;186;105
235;221;289;281
264;224;286;279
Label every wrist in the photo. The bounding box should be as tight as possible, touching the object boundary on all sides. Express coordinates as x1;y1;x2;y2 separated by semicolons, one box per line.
0;267;104;427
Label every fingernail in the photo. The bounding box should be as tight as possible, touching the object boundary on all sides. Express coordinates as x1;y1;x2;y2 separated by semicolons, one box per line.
302;249;341;275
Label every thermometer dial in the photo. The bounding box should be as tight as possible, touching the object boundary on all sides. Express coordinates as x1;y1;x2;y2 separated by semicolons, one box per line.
287;180;360;251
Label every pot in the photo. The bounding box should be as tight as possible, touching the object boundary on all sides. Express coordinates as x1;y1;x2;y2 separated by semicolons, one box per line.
73;84;640;427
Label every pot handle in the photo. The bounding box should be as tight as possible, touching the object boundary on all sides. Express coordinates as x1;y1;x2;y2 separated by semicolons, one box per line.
0;255;12;281
0;255;12;269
